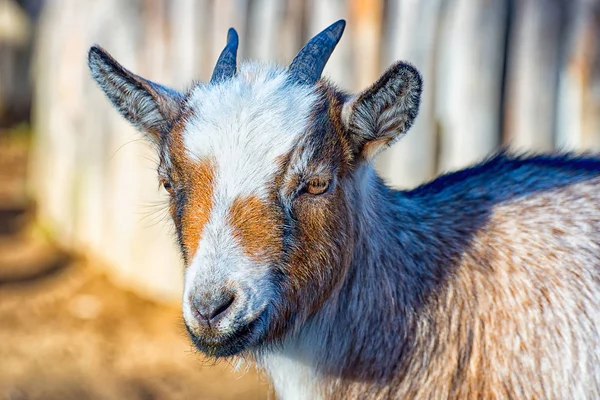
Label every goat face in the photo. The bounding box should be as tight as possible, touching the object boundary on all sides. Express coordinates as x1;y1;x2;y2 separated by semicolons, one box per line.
168;67;357;356
88;21;422;357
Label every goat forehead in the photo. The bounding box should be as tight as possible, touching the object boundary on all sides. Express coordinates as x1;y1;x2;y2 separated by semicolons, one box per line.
182;63;319;198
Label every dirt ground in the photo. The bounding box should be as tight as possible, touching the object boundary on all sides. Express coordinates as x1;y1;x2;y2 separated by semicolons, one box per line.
0;137;271;399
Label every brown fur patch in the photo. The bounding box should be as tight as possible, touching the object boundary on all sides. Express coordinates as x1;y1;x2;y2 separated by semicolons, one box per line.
179;159;216;259
227;195;282;262
165;106;217;261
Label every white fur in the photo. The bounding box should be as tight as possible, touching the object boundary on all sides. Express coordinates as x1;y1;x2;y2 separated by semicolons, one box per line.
183;62;318;200
181;62;319;329
260;350;323;400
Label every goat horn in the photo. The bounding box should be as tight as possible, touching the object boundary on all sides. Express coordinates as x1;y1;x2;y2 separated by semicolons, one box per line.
288;20;346;85
211;28;239;83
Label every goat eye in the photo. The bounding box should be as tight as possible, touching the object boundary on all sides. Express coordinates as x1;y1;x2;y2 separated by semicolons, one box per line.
305;179;330;195
161;180;175;194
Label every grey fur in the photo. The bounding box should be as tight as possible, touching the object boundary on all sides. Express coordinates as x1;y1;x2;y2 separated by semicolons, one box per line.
253;62;600;399
88;46;183;142
346;62;423;155
258;152;600;399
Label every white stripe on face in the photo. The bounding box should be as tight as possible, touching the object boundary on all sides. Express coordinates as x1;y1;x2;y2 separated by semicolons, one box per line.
180;62;319;330
183;62;319;201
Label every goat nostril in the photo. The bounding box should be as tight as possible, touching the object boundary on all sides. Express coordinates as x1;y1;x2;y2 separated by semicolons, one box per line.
209;294;235;321
192;292;235;326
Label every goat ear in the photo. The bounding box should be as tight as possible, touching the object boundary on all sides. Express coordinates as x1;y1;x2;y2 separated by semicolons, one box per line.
341;62;422;160
88;46;184;143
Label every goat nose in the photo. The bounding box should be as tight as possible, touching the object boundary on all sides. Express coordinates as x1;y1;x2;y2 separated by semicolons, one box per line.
191;291;236;326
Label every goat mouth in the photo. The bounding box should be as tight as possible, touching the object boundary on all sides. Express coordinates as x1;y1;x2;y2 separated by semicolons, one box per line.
186;310;269;357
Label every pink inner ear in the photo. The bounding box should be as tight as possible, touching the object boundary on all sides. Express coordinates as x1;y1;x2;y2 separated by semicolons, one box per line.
341;62;423;160
341;95;357;129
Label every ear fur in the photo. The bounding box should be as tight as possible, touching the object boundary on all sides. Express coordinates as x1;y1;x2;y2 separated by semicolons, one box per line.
88;46;184;143
342;62;423;159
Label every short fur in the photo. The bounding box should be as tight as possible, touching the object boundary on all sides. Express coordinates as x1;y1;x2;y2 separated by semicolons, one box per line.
89;27;600;399
259;151;600;399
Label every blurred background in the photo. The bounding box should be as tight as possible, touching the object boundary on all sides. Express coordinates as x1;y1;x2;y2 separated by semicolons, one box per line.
1;0;600;398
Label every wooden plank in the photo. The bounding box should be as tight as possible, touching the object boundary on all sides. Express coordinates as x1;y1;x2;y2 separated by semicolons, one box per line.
246;0;282;62
211;0;248;62
505;0;566;152
277;0;305;63
168;0;201;88
349;0;382;90
436;0;507;173
556;0;600;151
374;0;443;189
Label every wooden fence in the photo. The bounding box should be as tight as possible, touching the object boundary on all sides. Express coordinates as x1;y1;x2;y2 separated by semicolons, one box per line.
30;0;600;301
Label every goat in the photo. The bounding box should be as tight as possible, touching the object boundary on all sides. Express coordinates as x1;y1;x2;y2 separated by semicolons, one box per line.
88;20;600;399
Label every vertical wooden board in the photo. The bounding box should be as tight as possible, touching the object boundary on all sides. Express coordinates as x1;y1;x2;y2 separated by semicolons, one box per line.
72;0;111;255
505;0;565;152
28;0;55;231
0;0;32;125
277;0;305;63
374;0;442;189
141;0;168;79
195;0;214;81
211;0;249;63
556;0;600;151
88;0;141;286
246;0;282;62
31;0;80;241
0;0;31;47
349;0;382;90
168;0;200;88
583;15;600;151
436;0;507;173
103;0;182;300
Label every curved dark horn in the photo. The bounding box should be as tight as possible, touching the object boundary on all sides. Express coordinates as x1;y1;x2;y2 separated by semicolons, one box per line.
211;28;239;83
288;20;346;85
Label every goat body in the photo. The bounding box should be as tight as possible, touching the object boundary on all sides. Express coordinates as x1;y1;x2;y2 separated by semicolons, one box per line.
259;152;600;399
89;20;600;399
